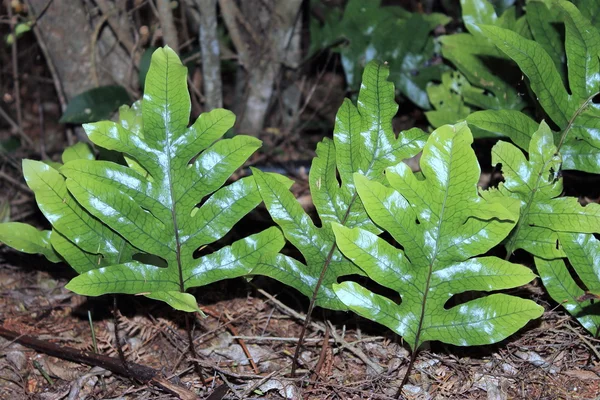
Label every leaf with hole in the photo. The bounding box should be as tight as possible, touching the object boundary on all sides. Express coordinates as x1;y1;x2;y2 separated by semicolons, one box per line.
332;122;543;352
475;1;600;173
253;61;427;310
57;47;284;312
535;233;600;336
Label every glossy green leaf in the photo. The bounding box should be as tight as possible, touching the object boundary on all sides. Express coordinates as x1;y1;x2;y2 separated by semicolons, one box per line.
466;109;539;150
253;61;427;310
62;142;94;164
60;85;131;124
62;47;282;311
536;233;600;336
487;122;600;258
0;222;60;263
426;71;473;128
478;1;600;172
22;158;136;273
332;122;542;350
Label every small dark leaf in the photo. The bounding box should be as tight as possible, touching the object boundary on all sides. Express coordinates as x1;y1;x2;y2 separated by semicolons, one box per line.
60;85;131;124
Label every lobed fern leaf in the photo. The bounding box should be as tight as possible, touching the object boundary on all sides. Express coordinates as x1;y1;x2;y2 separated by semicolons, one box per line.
50;47;286;312
471;0;600;173
535;233;600;336
332;122;543;352
484;122;600;258
252;61;427;311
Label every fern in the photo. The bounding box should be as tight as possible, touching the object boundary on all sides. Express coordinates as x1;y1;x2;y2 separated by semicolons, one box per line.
331;122;542;392
470;0;600;173
484;122;600;259
429;0;527;125
310;0;450;108
0;142;137;272
252;61;427;312
535;233;600;336
1;47;285;313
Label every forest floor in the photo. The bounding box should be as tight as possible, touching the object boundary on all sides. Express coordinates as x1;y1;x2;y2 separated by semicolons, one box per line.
1;253;600;399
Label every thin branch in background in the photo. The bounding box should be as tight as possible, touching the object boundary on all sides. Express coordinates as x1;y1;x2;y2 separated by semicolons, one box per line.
6;0;27;147
156;0;179;50
197;0;222;110
24;0;74;145
36;87;48;159
90;11;113;87
0;105;33;147
217;0;251;67
94;0;141;66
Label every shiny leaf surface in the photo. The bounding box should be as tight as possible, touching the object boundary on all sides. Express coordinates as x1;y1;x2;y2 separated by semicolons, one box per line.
253;61;427;310
478;1;600;173
60;47;283;311
436;0;527;118
487;120;600;259
0;222;61;263
332;122;542;350
536;233;600;336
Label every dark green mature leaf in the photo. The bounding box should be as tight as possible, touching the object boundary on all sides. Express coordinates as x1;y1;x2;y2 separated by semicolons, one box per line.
61;47;283;312
60;86;131;124
253;61;427;310
486;122;600;258
332;122;542;351
436;0;526;116
310;0;450;108
536;232;600;336
477;1;600;173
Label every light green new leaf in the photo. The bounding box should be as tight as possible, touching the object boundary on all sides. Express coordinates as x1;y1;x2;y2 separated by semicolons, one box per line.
478;1;600;172
536;232;600;336
0;222;60;263
253;61;427;310
6;147;137;272
426;71;475;129
333;122;542;350
488;121;600;258
63;47;283;311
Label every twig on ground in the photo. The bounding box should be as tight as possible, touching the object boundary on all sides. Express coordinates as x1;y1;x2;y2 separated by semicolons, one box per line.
0;325;199;399
564;324;600;360
327;321;385;375
201;306;260;375
256;288;325;333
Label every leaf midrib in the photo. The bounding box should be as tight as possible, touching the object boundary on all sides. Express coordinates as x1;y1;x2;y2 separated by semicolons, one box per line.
412;137;454;350
161;54;186;293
